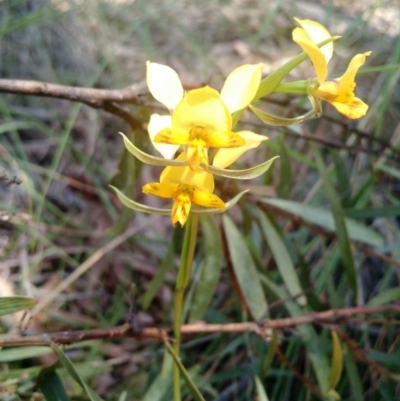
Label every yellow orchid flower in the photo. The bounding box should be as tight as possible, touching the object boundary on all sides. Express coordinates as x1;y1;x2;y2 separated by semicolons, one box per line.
292;18;371;119
146;62;267;169
142;155;224;226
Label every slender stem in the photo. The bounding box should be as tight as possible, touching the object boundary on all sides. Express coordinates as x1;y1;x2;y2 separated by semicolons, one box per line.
173;213;200;401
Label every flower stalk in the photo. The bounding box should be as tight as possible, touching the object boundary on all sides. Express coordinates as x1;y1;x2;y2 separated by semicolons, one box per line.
173;213;199;401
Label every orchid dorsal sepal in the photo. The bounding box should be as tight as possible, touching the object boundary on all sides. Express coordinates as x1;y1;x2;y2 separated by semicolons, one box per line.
201;156;279;180
255;36;340;100
119;132;187;167
191;190;249;215
110;185;171;215
249;104;318;126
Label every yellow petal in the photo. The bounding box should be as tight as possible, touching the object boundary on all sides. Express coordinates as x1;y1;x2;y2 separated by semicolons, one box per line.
205;131;246;148
213;131;268;169
313;80;342;102
142;182;177;198
294;18;333;64
154;127;190;145
172;87;232;133
337;52;371;95
146;61;184;111
148;114;180;159
292;19;332;83
171;191;192;226
331;97;369;119
220;64;264;113
160;154;215;193
192;190;225;209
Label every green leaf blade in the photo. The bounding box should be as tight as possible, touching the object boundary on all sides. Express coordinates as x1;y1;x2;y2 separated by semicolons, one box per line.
222;214;268;320
0;296;37;316
189;215;223;322
257;210;306;305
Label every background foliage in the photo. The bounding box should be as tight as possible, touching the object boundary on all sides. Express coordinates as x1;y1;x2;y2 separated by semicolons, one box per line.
0;0;399;400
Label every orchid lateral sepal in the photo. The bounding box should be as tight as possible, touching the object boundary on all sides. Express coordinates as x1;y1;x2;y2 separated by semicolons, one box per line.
110;185;249;216
110;185;171;215
255;36;340;100
201;156;279;180
120;132;186;167
249;98;319;126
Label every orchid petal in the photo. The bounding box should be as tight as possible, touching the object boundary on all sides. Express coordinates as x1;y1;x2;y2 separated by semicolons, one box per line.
142;182;177;198
191;190;249;215
192;190;225;209
220;64;264;113
146;61;184;111
213;131;268;169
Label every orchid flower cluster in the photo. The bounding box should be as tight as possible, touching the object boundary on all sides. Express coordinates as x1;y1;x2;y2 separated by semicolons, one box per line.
112;18;371;226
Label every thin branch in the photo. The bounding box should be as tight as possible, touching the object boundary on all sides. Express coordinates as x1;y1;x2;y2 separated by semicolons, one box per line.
1;305;398;348
0;79;148;104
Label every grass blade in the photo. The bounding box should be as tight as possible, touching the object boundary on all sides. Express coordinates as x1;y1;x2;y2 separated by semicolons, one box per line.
257;209;306;305
223;214;268;320
0;296;37;316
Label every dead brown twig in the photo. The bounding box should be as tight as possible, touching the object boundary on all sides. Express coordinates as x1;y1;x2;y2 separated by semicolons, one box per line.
0;305;398;348
0;78;149;129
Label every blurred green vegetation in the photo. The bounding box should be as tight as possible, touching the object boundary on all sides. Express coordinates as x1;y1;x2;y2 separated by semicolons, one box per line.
0;0;399;400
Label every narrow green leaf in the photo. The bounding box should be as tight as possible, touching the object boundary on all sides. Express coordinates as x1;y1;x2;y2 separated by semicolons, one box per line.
51;344;105;401
142;352;172;401
120;132;186;167
344;353;364;401
377;163;400;180
315;151;357;298
141;232;177;310
38;368;70;401
261;330;278;378
378;379;397;401
259;274;331;392
344;206;400;219
0;296;37;316
189;215;223;322
277;138;292;199
367;287;400;307
254;376;270;401
257;210;306;305
164;341;206;401
222;214;268;320
0;347;52;362
328;330;343;391
260;198;383;248
205;156;279;180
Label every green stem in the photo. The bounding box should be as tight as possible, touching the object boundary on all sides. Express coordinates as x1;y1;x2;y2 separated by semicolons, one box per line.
173;213;200;401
